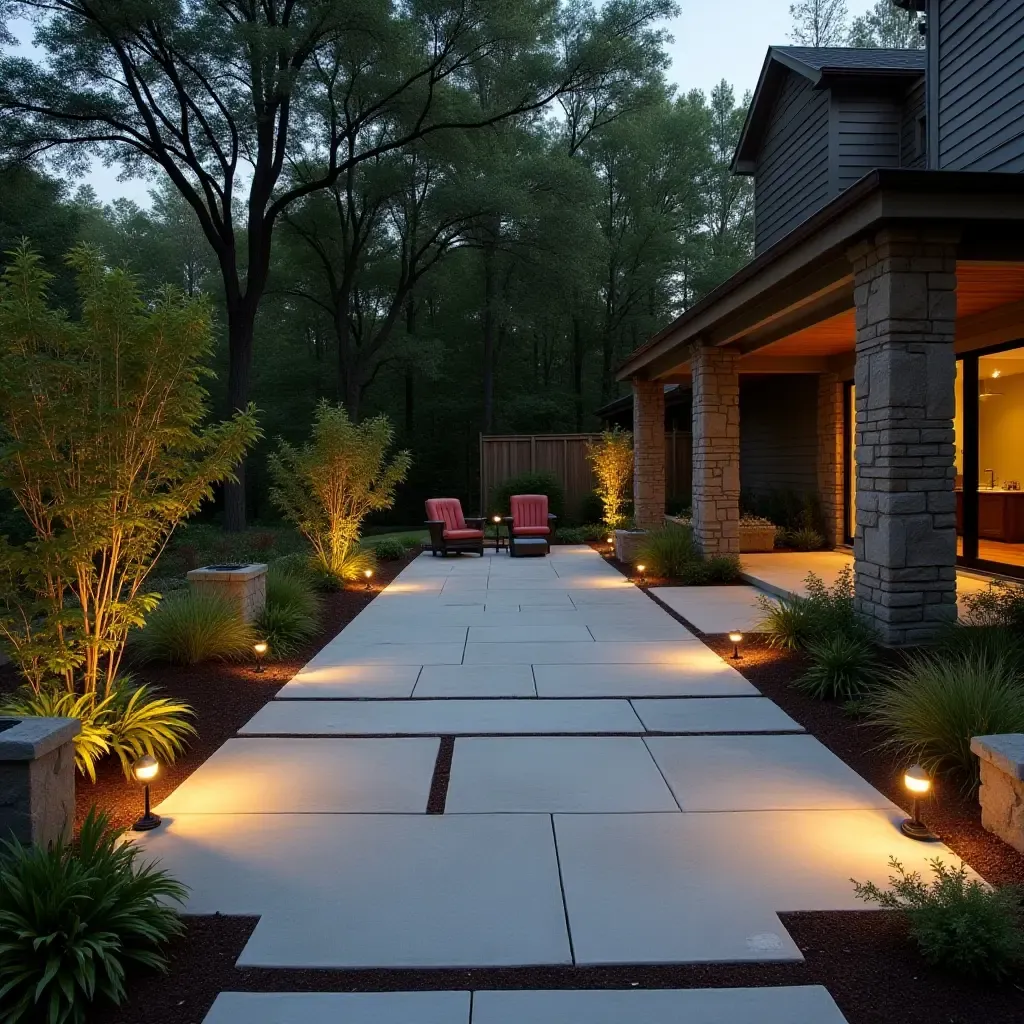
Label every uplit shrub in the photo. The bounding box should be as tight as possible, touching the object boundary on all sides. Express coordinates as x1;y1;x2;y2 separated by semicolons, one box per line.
490;471;565;522
865;650;1024;791
585;428;633;529
374;538;406;560
636;525;700;577
796;633;879;700
253;563;321;657
133;590;257;666
853;856;1024;980
0;808;187;1024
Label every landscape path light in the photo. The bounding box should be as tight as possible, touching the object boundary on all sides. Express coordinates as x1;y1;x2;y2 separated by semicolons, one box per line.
729;632;743;660
636;563;646;586
131;755;162;832
900;764;938;842
254;640;268;673
364;567;374;590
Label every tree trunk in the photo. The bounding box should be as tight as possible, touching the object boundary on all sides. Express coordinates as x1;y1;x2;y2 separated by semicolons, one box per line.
223;301;256;532
405;298;416;434
571;315;585;432
481;241;498;433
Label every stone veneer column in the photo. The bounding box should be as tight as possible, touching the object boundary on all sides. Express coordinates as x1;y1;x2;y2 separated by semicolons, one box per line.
632;379;665;529
816;373;845;548
691;344;740;556
849;229;959;646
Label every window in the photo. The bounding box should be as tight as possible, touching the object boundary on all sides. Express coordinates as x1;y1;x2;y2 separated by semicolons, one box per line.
915;115;927;160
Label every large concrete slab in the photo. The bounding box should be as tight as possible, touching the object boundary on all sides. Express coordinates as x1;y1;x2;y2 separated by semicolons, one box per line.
463;641;700;665
467;625;594;642
471;987;849;1024
139;813;571;968
644;734;897;811
631;698;803;734
298;642;464;665
534;657;759;698
333;625;469;645
274;663;421;699
156;738;438;814
446;737;678;813
204;992;471;1024
413;664;536;698
241;698;644;736
651;586;767;634
555;809;965;965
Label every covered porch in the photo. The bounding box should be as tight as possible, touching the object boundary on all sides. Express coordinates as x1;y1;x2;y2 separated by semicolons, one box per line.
619;169;1024;644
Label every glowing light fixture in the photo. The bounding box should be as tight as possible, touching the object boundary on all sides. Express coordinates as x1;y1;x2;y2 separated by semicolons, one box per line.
131;755;162;832
900;764;937;841
493;515;502;523
635;563;646;585
992;369;1001;378
253;640;268;673
729;631;743;660
364;567;374;590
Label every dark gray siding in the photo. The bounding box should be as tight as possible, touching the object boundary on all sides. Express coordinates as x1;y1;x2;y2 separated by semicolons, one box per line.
831;92;902;191
900;78;927;168
740;376;819;497
937;0;1024;171
753;72;830;254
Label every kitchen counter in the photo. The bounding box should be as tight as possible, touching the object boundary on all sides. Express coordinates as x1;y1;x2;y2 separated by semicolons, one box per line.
957;489;1024;542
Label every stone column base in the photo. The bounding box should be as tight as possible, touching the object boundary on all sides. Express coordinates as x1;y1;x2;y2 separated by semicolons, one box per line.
972;734;1024;856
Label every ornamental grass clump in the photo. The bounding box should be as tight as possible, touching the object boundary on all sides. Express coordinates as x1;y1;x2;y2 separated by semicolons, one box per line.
269;402;410;583
865;650;1024;792
585;427;633;530
796;632;880;700
253;562;322;658
635;524;700;578
0;808;188;1024
757;567;871;650
853;856;1024;981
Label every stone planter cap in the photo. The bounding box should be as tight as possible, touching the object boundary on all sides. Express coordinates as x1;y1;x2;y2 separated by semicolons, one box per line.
187;562;268;581
0;716;81;761
971;734;1024;781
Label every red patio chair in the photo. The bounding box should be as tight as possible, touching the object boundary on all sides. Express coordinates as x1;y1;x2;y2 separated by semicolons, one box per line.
504;494;557;555
425;498;485;557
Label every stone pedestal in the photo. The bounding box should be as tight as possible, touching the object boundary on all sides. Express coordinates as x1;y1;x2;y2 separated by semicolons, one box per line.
0;716;80;846
971;734;1024;856
632;380;665;529
848;229;958;646
614;529;648;564
817;372;845;548
187;563;268;622
691;344;740;556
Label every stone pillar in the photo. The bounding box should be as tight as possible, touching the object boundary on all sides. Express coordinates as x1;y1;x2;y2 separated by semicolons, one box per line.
632;379;665;529
187;562;268;622
0;716;80;846
849;229;958;646
691;344;740;556
816;372;845;548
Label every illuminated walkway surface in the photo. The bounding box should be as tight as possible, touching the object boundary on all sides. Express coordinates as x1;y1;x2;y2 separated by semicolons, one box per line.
138;545;969;1022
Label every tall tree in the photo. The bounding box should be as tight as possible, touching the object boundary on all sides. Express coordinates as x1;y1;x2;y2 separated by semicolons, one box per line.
0;0;672;528
789;0;849;46
848;2;924;48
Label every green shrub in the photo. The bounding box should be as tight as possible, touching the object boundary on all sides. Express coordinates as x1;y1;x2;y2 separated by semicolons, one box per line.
374;537;406;560
490;471;565;522
853;856;1024;980
554;526;588;544
0;808;187;1024
636;525;700;577
0;677;194;782
401;534;425;550
253;563;321;658
133;590;257;666
865;651;1024;791
933;624;1024;673
961;580;1024;629
782;527;826;551
676;555;742;585
757;568;870;649
796;633;879;700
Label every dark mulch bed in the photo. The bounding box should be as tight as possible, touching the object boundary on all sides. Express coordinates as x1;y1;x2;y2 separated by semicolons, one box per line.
0;550;420;833
92;911;1024;1024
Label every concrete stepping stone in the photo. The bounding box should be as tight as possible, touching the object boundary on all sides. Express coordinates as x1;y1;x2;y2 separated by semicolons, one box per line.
413;664;536;698
332;625;468;645
463;640;700;666
651;585;767;633
241;699;643;736
295;641;465;665
467;624;593;642
471;987;849;1024
155;738;438;814
644;734;897;811
138;813;571;968
585;621;696;640
204;992;470;1024
274;663;420;699
631;697;804;733
534;659;759;698
445;737;678;813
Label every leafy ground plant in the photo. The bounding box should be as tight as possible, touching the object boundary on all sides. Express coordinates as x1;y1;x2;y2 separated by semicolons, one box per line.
0;808;188;1024
374;537;406;560
960;579;1024;629
636;525;700;577
865;650;1024;792
757;567;870;649
852;856;1024;980
253;563;322;658
132;590;257;666
796;632;879;700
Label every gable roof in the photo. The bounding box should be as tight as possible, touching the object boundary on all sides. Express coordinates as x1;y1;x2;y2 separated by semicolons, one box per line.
732;46;926;173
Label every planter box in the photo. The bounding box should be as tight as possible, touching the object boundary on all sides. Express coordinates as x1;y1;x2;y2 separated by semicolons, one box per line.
740;524;777;553
187;562;268;622
972;734;1024;856
614;529;647;564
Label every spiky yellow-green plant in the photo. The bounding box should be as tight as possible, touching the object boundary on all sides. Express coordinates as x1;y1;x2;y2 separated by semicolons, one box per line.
586;427;633;530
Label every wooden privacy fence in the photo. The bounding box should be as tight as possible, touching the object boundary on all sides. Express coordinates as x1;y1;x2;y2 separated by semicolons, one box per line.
480;432;692;519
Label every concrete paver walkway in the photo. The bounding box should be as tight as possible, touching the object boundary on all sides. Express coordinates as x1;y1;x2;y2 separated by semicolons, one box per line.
135;546;972;1022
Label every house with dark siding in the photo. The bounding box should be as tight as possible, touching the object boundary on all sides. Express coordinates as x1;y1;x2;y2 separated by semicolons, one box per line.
617;0;1024;645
